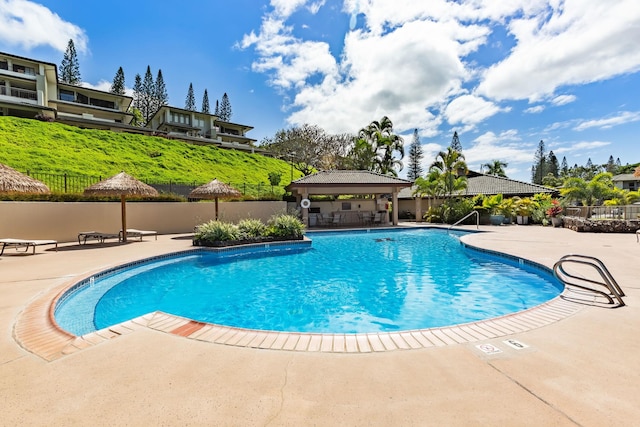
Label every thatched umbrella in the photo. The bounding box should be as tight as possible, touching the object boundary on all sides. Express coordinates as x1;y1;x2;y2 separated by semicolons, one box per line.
0;163;50;194
84;171;158;242
189;179;241;220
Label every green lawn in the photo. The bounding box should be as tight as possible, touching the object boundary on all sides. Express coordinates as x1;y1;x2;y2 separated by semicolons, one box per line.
0;117;299;191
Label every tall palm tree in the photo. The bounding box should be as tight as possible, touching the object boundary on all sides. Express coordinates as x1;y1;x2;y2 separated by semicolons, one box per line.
355;116;404;175
482;159;508;177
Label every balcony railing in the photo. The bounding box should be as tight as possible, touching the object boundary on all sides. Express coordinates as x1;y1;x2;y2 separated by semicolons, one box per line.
0;86;37;100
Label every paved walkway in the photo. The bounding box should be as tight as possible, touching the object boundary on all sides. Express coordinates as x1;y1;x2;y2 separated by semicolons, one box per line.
1;226;638;426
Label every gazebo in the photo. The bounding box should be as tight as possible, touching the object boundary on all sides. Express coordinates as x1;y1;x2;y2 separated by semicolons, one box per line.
285;170;412;226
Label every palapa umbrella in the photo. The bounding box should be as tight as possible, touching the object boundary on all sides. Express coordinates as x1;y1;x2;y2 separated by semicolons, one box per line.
83;171;158;242
189;179;241;220
0;162;50;194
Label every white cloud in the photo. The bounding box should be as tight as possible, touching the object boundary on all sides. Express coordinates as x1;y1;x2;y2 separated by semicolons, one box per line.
525;105;545;114
0;0;88;53
574;111;640;131
464;130;535;171
478;0;640;101
444;94;506;129
551;94;576;106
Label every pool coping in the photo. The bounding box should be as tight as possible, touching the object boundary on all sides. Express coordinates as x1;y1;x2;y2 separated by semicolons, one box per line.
14;233;588;361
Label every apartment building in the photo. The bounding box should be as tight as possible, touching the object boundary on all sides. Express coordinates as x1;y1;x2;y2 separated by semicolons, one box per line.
1;51;258;151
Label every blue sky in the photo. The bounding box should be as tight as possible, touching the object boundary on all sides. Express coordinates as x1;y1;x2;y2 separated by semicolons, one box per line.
1;0;639;183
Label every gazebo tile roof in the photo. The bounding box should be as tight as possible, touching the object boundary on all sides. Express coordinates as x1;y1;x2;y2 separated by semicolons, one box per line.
290;170;412;186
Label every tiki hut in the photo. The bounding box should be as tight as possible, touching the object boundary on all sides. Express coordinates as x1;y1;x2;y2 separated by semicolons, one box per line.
189;179;241;220
84;172;158;242
0;163;50;194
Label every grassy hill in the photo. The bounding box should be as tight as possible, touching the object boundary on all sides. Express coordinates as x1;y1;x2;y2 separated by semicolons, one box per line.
0;117;299;193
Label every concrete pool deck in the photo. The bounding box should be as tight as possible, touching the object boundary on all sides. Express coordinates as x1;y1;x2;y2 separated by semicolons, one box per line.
1;225;638;426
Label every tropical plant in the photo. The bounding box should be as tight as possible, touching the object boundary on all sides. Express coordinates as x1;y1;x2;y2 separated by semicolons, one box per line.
355;116;404;176
194;220;240;242
429;147;468;222
238;218;267;238
560;172;614;206
546;199;563;218
266;214;305;239
514;197;537;217
482;193;504;215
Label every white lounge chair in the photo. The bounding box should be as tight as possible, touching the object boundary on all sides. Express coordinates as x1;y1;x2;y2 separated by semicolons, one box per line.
121;229;158;241
0;238;58;255
77;231;120;245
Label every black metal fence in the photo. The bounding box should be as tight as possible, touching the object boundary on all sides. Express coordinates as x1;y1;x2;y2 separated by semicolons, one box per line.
24;171;288;199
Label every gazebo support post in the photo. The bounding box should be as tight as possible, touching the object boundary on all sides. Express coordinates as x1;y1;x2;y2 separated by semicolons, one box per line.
392;190;399;226
415;197;422;222
215;197;219;220
301;192;309;227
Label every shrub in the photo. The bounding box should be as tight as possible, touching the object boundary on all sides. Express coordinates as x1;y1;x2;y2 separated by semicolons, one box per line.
238;218;266;238
194;220;240;243
266;214;305;239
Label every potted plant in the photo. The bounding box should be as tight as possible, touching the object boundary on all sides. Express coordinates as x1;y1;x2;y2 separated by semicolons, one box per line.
514;197;536;225
482;194;505;225
546;199;564;227
498;197;515;224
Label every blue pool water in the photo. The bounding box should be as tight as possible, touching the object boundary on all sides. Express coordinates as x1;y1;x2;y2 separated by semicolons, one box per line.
55;228;563;336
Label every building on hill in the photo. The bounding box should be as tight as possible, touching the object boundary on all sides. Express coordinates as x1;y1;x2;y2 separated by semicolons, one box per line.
1;51;259;152
1;51;134;130
147;106;258;152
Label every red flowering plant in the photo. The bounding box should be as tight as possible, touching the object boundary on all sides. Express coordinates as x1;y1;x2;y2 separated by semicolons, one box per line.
546;199;563;218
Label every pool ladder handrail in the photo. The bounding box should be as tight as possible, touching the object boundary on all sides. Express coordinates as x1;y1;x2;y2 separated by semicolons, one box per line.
553;254;625;306
448;210;479;230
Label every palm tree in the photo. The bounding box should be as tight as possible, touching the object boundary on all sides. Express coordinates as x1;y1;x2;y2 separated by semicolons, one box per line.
560;172;614;206
414;170;443;217
429;147;468;222
482;159;508;177
355;116;404;175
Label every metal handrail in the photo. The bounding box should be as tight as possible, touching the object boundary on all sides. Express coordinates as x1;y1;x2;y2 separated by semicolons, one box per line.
558;254;625;297
448;210;479;230
553;255;625;306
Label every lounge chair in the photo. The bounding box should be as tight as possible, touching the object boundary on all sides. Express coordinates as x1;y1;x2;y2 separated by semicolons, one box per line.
372;212;382;225
0;238;58;255
121;229;158;241
331;214;341;227
77;231;120;245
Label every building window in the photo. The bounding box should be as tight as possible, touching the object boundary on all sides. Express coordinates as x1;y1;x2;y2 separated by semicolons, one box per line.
59;89;75;102
0;61;8;70
90;98;115;109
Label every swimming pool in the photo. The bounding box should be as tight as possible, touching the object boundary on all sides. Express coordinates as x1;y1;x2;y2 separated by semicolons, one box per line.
55;228;564;336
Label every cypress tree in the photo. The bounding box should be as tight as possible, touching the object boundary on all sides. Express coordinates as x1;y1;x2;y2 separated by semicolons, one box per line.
407;129;424;181
110;67;125;95
60;39;81;85
185;83;196;111
202;89;210;114
548;150;559;177
219;92;232;121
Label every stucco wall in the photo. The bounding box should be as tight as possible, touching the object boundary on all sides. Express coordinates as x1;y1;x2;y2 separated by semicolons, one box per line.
0;201;287;243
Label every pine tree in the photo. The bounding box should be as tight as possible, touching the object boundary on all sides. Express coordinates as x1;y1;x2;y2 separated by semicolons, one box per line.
110;67;125;95
449;131;462;152
202;89;210;114
605;155;616;173
132;73;142;110
185;83;196;111
60;39;81;85
407;129;423;181
547;151;559;177
219;92;232;121
153;69;168;116
141;66;155;124
560;156;569;177
531;140;546;184
214;100;220;117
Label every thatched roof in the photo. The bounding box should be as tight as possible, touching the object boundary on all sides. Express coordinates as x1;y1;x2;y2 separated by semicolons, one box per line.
189;179;241;199
0;163;50;194
83;171;159;197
